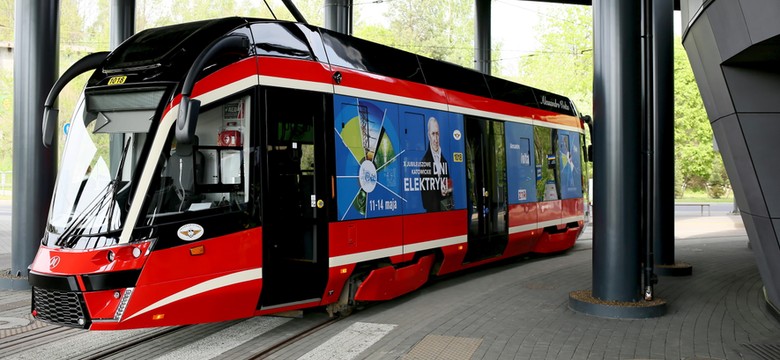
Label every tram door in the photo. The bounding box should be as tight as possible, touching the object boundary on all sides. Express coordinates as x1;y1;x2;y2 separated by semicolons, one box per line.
259;88;328;309
464;118;508;262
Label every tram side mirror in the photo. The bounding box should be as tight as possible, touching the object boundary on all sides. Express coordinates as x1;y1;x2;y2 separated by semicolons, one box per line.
587;144;593;162
42;107;58;148
176;97;201;144
580;114;593;163
39;51;109;148
175;34;248;145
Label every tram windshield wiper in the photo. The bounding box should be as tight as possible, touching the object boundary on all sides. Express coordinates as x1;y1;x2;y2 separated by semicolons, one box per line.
56;137;132;248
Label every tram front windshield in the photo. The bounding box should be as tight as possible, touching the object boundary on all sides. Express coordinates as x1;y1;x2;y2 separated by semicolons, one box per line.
46;93;155;249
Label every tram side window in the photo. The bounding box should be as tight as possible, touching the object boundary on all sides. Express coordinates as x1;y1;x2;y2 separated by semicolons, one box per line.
557;132;583;200
534;126;560;201
148;96;250;216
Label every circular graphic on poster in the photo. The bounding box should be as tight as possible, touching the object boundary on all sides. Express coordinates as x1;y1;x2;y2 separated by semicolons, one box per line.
334;98;400;219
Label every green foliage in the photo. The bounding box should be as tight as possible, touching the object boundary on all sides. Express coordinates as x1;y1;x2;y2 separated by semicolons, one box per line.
55;0;111;162
136;0;325;30
514;6;593;117
354;0;476;68
0;0;13;172
707;156;729;199
674;160;684;198
673;38;718;195
0;0;12;42
0;70;11;172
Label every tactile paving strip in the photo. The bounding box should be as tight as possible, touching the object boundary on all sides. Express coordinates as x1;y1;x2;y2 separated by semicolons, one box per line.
403;334;482;360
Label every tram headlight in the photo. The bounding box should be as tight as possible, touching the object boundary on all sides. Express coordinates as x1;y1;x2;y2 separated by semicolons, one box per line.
132;247;142;258
107;250;115;262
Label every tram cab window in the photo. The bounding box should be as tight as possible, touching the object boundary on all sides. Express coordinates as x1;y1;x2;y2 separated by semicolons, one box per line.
147;96;250;217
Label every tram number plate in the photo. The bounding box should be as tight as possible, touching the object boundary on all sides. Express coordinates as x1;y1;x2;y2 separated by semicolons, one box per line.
452;152;463;162
108;76;127;85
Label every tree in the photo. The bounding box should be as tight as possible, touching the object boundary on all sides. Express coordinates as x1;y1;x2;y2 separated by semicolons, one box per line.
354;0;476;68
514;5;593;116
55;0;111;161
136;0;325;31
673;37;717;195
0;0;13;173
0;0;12;42
707;157;729;199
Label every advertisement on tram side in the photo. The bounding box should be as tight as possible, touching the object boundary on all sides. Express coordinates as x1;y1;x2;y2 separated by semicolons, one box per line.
333;95;466;220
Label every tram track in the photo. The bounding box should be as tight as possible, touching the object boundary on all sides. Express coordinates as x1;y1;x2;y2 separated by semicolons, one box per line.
1;307;344;359
248;315;341;359
77;325;188;360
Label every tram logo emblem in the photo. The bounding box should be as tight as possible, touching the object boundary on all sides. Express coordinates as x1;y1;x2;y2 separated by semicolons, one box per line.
177;224;205;241
49;256;61;269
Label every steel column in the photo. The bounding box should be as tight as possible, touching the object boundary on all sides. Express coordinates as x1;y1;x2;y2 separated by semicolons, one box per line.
652;0;676;266
324;0;352;35
109;0;135;175
11;0;59;277
592;0;642;302
110;0;134;49
475;0;491;74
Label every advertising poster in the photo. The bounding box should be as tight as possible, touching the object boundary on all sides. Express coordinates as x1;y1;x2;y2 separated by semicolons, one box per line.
558;131;583;199
334;95;402;220
333;95;466;220
505;122;537;204
399;108;466;214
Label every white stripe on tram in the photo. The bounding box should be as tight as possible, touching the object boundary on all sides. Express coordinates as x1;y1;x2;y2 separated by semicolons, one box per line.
123;267;262;322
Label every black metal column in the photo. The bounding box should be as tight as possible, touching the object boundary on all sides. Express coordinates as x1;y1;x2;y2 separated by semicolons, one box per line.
591;0;642;303
324;0;352;35
110;0;134;49
653;0;690;276
570;0;666;318
10;0;59;279
475;0;491;74
109;0;135;175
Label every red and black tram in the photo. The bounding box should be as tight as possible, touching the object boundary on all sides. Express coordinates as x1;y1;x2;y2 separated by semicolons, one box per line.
28;17;591;330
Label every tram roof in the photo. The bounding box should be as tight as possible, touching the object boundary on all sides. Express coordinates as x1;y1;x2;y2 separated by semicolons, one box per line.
88;17;579;118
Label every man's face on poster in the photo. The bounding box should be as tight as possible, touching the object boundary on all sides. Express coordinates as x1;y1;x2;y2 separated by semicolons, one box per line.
428;118;440;153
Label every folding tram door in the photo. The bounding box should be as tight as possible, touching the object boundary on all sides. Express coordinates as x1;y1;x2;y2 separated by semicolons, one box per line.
259;88;329;309
464;117;509;262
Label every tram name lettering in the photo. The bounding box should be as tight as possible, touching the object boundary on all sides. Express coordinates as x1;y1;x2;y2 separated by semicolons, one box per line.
540;95;571;111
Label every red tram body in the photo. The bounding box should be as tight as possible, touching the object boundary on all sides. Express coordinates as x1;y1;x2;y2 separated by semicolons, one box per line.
29;17;590;330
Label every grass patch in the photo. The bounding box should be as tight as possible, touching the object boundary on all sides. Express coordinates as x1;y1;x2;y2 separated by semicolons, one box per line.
677;189;734;203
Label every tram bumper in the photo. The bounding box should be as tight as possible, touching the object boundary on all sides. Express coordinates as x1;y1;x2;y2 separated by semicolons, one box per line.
28;241;151;329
